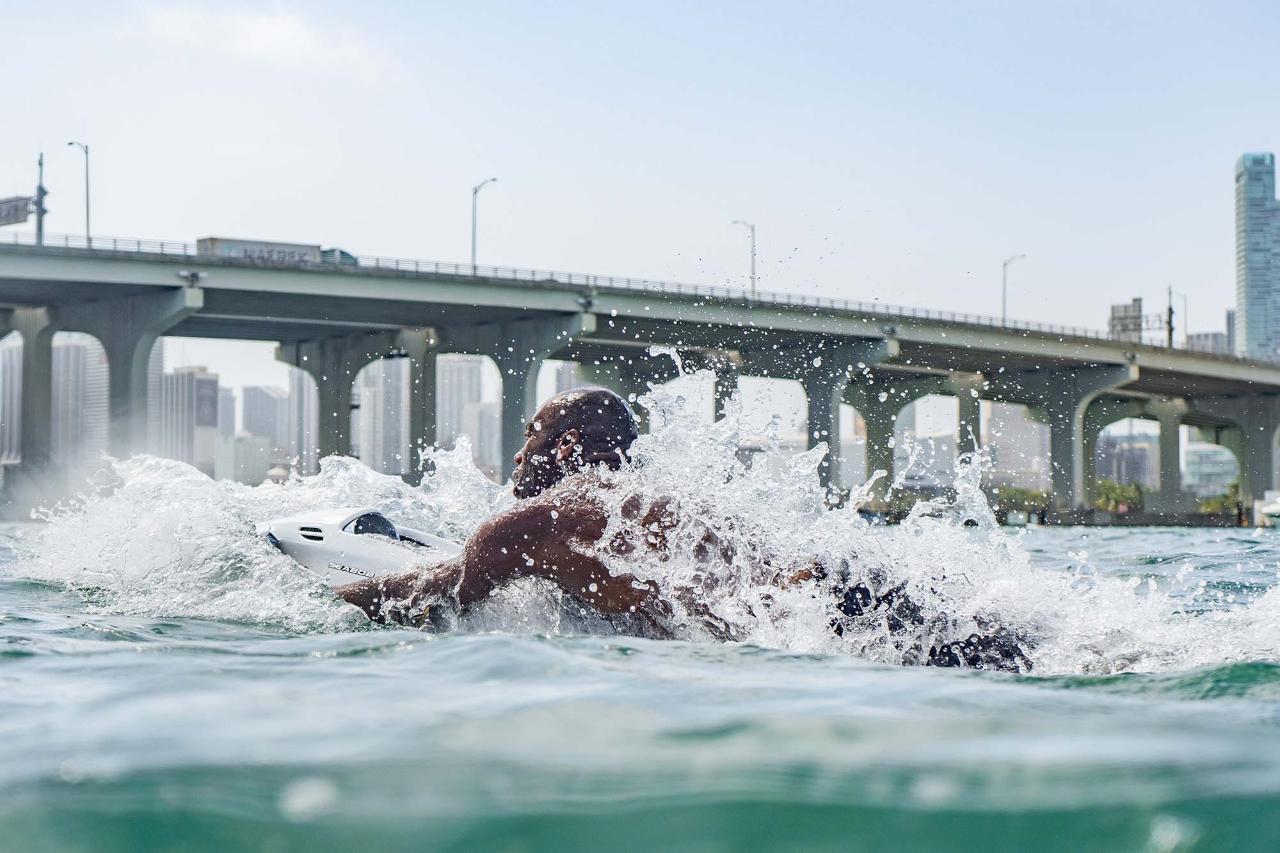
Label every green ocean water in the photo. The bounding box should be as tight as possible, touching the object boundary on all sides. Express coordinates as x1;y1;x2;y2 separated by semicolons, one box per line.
3;518;1280;852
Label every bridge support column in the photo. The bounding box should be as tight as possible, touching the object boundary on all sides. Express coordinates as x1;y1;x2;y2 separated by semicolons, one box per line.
794;339;899;493
1081;397;1145;507
955;382;982;455
578;353;678;431
707;352;740;421
54;287;204;458
277;327;434;469
444;314;594;479
1190;395;1280;516
844;372;946;502
993;366;1139;513
1147;399;1190;515
10;309;55;476
394;329;440;482
277;338;355;461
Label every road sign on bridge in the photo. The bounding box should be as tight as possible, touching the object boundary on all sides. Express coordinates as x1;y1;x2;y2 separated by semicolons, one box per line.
0;196;32;227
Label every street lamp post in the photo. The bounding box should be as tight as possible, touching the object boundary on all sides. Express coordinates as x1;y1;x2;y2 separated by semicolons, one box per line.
1001;253;1026;324
66;141;90;247
1168;287;1190;348
731;220;757;298
471;177;497;272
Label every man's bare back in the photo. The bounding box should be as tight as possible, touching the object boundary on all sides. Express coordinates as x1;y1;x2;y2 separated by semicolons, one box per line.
338;388;676;634
337;473;675;634
336;387;1033;672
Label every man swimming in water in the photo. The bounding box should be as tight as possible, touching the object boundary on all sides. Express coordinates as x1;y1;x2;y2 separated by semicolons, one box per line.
336;388;1031;671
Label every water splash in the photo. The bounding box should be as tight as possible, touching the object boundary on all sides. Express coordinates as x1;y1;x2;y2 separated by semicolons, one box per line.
8;373;1280;674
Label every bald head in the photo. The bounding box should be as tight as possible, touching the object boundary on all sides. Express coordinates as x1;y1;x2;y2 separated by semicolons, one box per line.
511;387;639;498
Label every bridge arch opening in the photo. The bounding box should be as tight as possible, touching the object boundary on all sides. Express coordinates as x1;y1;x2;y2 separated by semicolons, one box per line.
893;394;960;492
351;357;413;477
436;354;502;480
50;332;110;473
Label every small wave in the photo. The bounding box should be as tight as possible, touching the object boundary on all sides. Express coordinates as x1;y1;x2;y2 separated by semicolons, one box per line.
8;370;1280;675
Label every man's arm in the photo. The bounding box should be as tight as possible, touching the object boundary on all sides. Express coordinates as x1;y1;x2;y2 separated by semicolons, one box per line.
336;489;664;627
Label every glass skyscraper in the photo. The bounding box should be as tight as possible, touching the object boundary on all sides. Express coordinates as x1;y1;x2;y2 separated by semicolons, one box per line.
1235;152;1280;360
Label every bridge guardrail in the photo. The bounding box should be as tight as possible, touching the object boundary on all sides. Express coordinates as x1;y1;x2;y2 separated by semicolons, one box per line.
0;230;1253;365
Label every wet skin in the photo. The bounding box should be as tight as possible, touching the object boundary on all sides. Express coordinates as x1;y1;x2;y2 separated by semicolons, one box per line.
336;389;677;635
335;388;1033;671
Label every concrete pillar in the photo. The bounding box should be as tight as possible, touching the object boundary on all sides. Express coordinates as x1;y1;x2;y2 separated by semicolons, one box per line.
1081;397;1145;507
10;309;55;473
1236;416;1276;508
860;405;897;492
707;352;741;421
54;287;204;457
714;368;738;420
803;369;846;488
844;373;943;500
989;365;1139;512
789;339;899;491
1146;399;1189;515
408;350;437;476
277;327;433;465
394;328;439;480
278;338;350;460
1186;395;1280;518
578;354;678;431
443;314;595;478
951;375;984;455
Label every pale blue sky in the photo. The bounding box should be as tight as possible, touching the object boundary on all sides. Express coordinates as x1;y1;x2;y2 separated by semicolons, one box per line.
2;1;1275;423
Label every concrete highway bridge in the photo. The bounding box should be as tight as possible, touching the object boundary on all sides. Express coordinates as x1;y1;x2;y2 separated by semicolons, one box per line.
2;233;1279;516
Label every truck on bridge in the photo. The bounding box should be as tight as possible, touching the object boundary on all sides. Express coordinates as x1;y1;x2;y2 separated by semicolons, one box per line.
195;237;356;267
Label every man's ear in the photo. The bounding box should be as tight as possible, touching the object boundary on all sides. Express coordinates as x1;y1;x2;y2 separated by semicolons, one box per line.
555;428;583;463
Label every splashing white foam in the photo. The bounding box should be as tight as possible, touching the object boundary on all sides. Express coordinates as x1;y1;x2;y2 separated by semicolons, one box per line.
9;373;1280;674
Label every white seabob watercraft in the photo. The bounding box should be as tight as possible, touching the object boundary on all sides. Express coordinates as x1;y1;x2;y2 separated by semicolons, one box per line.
258;507;462;587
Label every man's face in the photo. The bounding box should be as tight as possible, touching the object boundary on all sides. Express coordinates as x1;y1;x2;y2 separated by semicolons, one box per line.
511;407;579;499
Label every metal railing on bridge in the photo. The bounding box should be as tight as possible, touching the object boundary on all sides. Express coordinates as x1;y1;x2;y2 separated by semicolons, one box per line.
1;230;1250;365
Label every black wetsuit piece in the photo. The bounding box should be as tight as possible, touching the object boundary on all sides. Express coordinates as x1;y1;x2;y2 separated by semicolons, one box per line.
831;580;1033;673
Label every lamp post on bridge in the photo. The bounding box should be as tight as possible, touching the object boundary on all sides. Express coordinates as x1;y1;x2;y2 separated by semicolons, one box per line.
1167;287;1189;348
471;177;497;273
66;141;90;248
731;219;757;298
1001;253;1026;325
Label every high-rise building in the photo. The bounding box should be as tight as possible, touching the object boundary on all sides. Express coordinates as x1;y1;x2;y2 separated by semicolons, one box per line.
242;386;290;455
552;361;578;395
1108;298;1145;343
1226;309;1237;353
1187;332;1231;355
159;366;221;476
1;335;164;468
215;433;274;485
146;342;165;453
288;367;318;475
1183;441;1238;498
438;356;484;450
353;358;409;475
50;333;109;469
217;387;236;440
461;400;501;477
1095;431;1159;491
1235;153;1280;360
